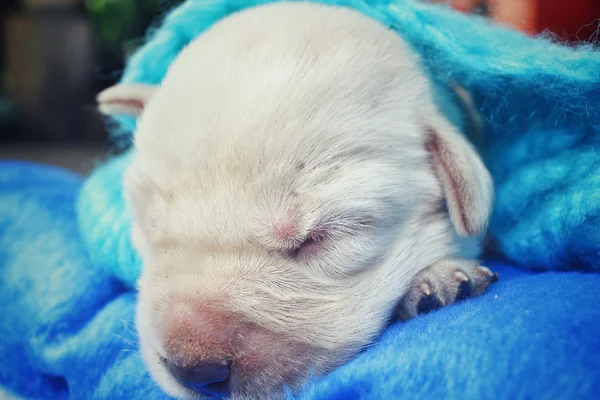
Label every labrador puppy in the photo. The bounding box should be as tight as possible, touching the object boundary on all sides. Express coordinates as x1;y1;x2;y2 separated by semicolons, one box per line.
98;2;496;399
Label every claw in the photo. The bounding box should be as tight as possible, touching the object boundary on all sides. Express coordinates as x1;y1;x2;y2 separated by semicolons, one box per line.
454;271;469;282
475;266;499;283
419;282;431;296
476;266;493;278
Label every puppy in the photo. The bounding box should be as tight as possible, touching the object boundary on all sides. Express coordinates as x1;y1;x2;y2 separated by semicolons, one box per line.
98;2;496;399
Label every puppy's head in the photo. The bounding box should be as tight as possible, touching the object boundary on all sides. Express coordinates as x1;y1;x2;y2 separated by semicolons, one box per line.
98;3;492;399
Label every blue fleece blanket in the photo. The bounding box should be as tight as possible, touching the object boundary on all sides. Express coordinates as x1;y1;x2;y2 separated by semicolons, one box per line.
3;0;600;398
2;161;600;399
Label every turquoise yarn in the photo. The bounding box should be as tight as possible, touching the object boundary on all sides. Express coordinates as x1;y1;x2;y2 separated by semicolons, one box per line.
77;152;141;286
78;0;600;287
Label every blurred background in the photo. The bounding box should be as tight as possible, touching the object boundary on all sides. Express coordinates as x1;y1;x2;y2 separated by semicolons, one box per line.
0;0;598;174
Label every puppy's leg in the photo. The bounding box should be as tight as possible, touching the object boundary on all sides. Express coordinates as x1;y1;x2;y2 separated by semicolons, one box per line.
397;260;499;321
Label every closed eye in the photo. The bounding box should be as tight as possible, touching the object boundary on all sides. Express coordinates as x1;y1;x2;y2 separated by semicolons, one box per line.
289;232;327;260
283;214;374;261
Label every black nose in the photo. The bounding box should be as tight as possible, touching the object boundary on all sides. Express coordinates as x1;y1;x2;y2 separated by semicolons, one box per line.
167;360;231;397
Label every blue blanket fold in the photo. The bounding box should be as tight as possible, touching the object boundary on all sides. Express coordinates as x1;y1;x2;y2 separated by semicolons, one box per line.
2;162;600;399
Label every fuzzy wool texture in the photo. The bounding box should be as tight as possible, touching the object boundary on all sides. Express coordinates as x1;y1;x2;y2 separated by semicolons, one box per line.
2;161;600;399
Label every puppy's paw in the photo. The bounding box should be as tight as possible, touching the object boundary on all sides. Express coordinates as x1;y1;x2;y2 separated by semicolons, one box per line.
397;259;498;321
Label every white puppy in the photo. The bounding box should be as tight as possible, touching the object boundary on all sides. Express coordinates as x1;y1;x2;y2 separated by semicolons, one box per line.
98;2;496;399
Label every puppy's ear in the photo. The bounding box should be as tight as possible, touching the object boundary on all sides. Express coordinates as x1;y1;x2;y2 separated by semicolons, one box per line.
424;110;493;237
97;84;157;117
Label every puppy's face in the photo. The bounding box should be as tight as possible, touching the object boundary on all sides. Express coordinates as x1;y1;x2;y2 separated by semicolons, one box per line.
99;3;492;399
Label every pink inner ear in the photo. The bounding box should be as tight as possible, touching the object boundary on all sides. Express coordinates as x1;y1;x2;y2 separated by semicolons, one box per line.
425;127;471;235
103;98;145;112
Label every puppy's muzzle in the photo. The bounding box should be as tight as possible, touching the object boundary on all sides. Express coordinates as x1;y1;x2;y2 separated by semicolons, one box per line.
160;297;330;397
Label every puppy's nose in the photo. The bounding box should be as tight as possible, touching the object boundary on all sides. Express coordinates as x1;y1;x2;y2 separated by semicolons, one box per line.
167;360;231;397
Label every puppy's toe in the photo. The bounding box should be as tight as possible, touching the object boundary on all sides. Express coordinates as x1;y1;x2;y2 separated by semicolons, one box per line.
472;266;499;294
397;260;498;321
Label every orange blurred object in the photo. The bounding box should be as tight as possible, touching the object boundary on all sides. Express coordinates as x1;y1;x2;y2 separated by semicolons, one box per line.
432;0;600;42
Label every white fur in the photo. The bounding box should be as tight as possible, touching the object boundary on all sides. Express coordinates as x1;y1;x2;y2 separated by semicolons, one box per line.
98;3;492;399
